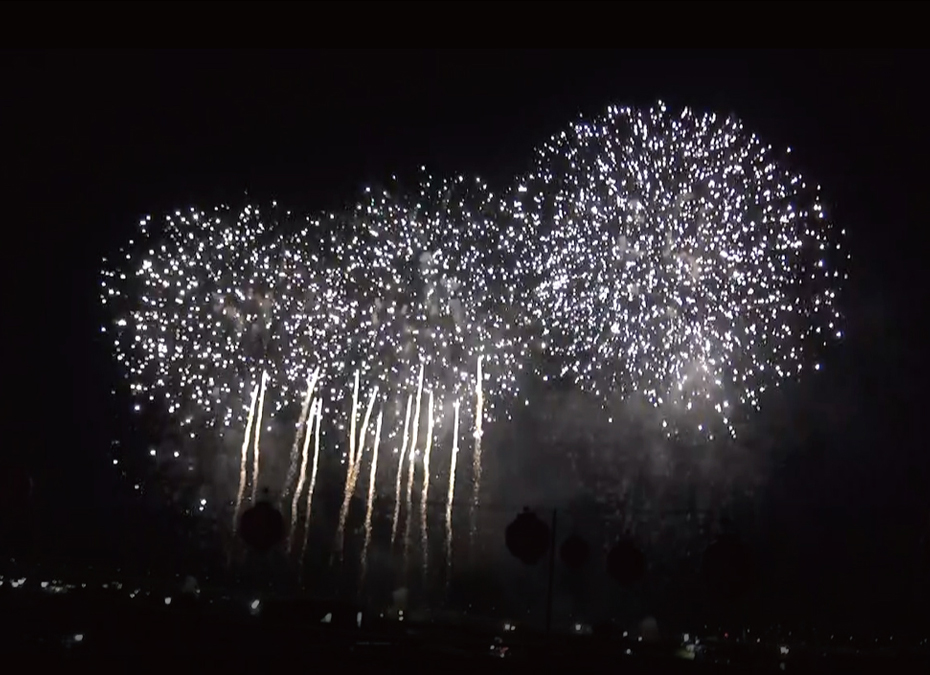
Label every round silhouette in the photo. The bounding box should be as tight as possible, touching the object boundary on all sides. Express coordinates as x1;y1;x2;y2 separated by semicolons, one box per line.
505;508;550;565
560;534;590;570
606;540;645;587
239;494;285;553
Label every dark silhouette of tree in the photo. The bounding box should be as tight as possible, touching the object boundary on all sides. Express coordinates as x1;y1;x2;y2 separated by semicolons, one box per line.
505;508;550;565
239;488;285;554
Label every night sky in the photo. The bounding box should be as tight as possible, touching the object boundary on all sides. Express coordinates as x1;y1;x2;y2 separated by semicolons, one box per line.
4;50;928;618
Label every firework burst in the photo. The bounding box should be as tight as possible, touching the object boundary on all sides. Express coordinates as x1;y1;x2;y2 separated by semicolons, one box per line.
335;171;534;429
100;204;351;432
512;102;847;436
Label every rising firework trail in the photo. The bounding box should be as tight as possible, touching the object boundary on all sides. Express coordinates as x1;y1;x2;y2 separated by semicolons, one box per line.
470;356;484;540
298;399;323;574
420;389;435;577
361;409;384;585
404;364;425;565
391;394;413;547
250;370;269;501
337;381;378;559
284;367;320;515
446;400;461;579
233;382;259;531
288;393;317;554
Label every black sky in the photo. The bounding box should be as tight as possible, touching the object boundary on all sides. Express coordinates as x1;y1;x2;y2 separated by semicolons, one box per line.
4;50;928;601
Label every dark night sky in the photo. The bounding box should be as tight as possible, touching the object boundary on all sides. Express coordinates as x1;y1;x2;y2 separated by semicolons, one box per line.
4;50;929;604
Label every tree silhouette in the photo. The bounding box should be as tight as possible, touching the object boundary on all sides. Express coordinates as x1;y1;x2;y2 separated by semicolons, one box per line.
505;508;550;565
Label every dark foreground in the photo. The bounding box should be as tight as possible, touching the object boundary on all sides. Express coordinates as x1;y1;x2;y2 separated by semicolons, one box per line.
2;583;928;675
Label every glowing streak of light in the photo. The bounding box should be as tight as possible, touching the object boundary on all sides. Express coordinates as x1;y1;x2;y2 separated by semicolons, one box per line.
420;389;435;577
445;399;460;577
233;383;259;531
288;396;317;554
284;367;320;513
404;364;425;563
348;371;360;472
361;408;383;585
358;386;378;465
391;394;413;548
298;399;323;577
333;372;360;560
250;370;269;502
470;356;484;538
337;383;378;558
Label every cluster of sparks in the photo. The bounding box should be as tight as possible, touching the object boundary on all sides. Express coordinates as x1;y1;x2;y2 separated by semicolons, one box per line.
330;173;532;439
513;103;846;436
100;203;352;432
101;102;846;550
100;176;529;442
